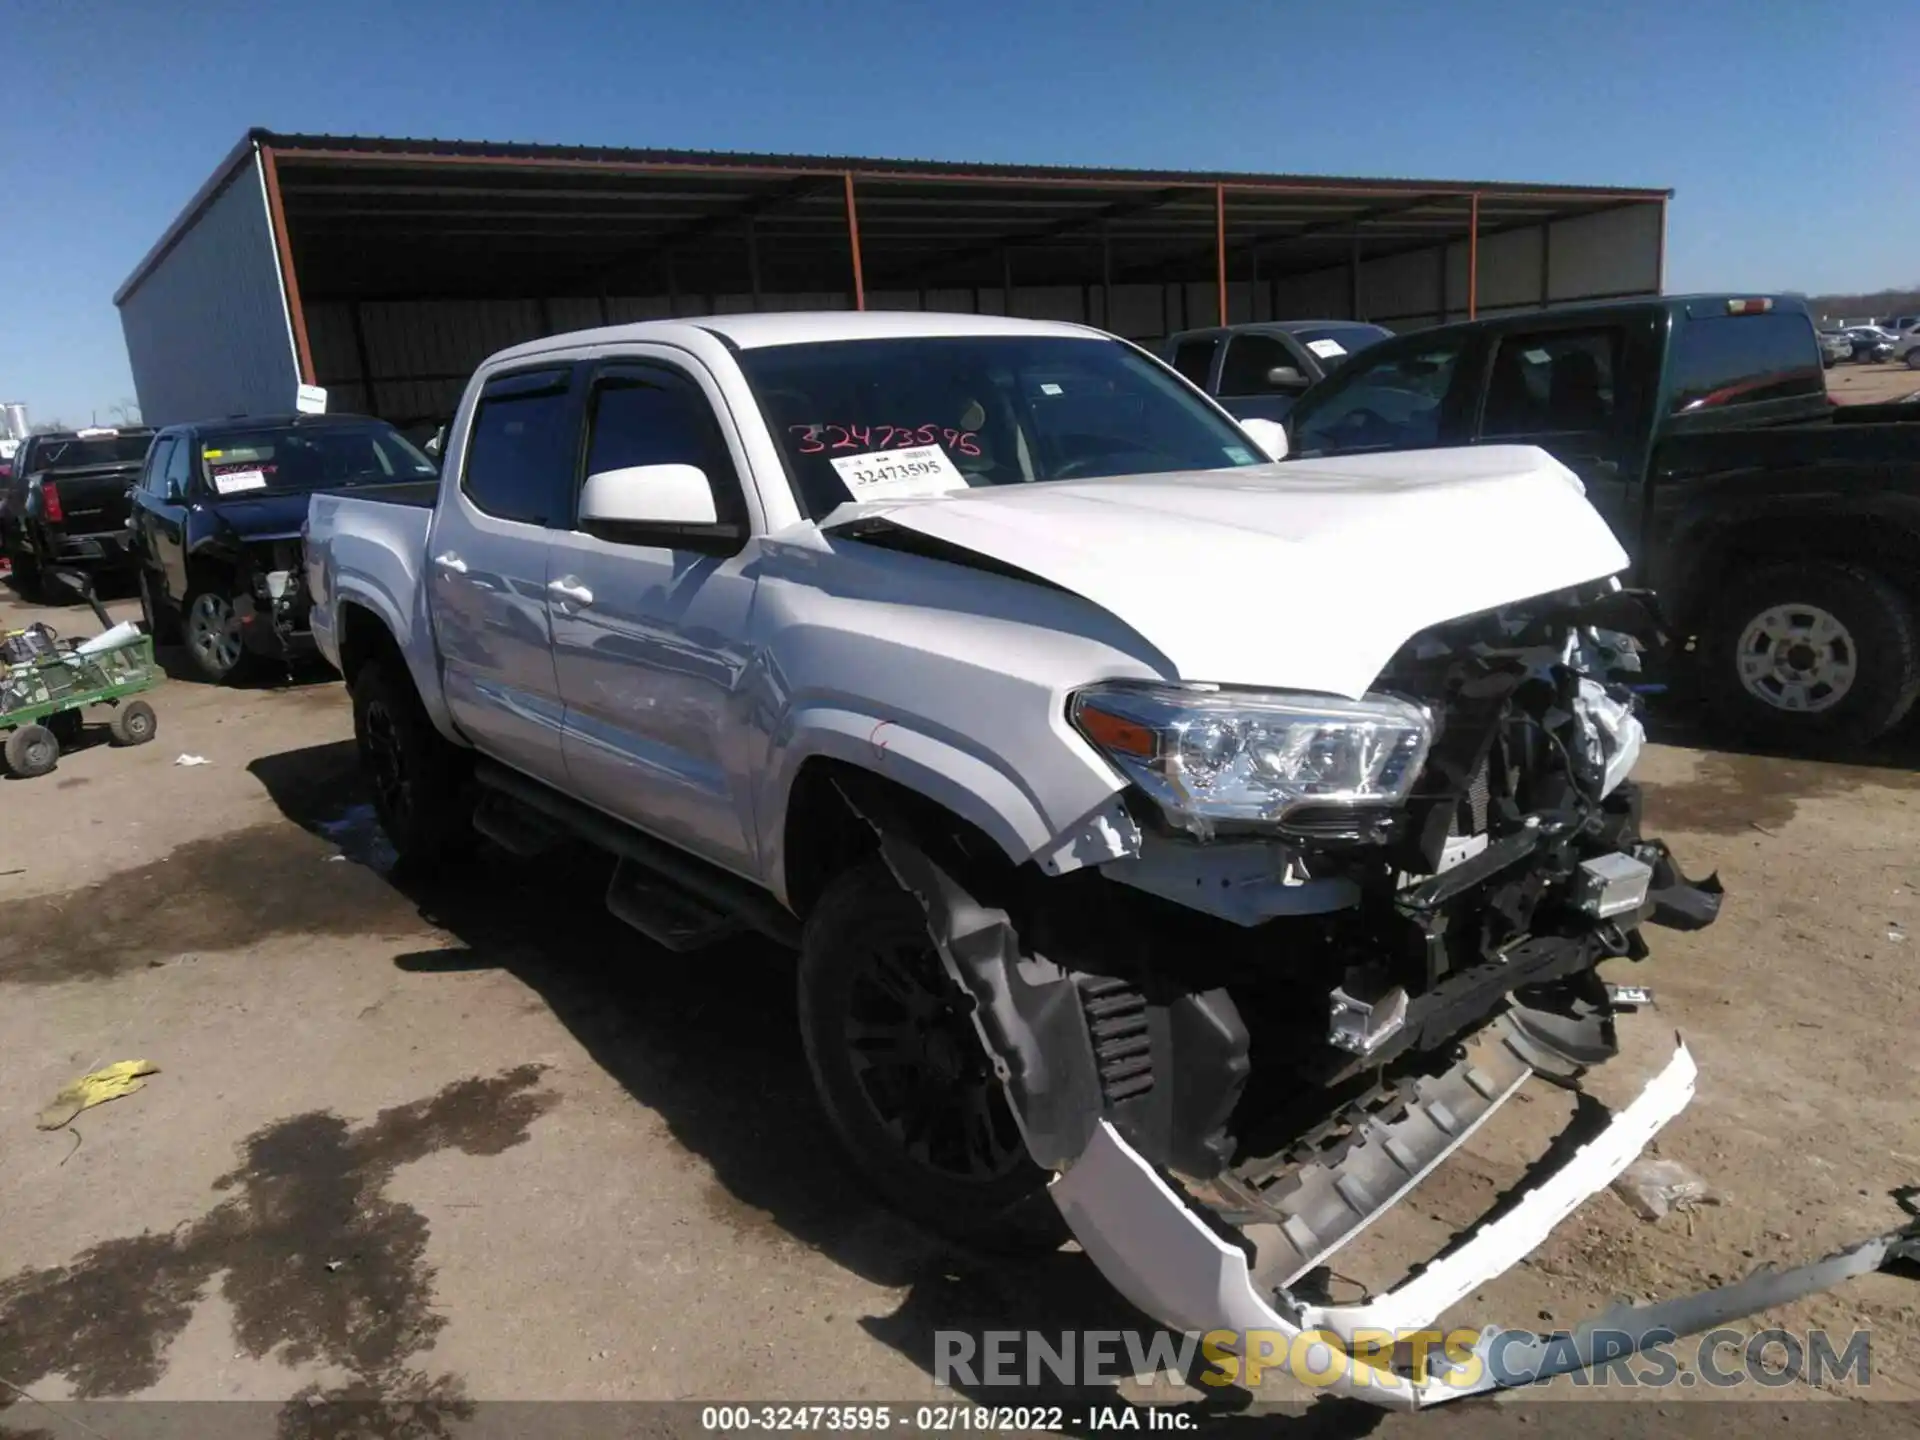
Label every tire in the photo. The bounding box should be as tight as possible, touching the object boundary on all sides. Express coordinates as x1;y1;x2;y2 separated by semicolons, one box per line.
1907;350;1920;371
138;570;181;644
4;527;41;596
182;588;247;683
797;857;1059;1250
1703;560;1920;749
350;655;473;868
109;700;157;747
4;723;58;778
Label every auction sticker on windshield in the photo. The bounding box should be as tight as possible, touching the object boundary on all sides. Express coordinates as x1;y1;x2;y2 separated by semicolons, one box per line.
212;468;269;494
828;445;969;500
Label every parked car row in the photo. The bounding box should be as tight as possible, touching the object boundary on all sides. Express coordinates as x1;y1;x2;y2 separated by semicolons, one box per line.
2;413;438;681
1177;295;1920;749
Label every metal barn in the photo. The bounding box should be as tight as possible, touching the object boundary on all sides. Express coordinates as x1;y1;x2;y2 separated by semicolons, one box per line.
116;129;1670;429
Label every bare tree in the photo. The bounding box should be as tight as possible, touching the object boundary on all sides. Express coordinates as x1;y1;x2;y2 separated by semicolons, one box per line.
106;398;142;426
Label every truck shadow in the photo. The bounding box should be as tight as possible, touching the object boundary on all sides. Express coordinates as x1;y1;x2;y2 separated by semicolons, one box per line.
245;740;1377;1435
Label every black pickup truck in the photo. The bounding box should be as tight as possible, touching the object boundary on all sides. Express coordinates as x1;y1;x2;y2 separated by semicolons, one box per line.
1;427;156;592
1276;295;1920;748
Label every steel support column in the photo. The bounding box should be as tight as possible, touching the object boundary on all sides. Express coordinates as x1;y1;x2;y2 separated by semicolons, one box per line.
1215;183;1228;326
1467;192;1480;320
843;172;866;311
258;145;315;386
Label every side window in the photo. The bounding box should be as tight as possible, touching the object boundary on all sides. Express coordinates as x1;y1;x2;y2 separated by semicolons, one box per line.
1288;342;1466;457
163;437;194;497
1480;328;1622;438
1218;332;1301;395
1170;336;1220;387
141;437;175;495
462;368;576;525
579;366;742;524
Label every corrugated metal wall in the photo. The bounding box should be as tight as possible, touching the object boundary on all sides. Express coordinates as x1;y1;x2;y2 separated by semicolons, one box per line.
117;153;300;426
304;205;1663;426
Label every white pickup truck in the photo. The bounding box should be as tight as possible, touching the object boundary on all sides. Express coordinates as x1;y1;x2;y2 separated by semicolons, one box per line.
305;311;1912;1405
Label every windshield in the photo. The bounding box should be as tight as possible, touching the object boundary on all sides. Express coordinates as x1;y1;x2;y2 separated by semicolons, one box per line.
197;423;436;495
739;335;1266;519
1285;324;1394;368
29;434;153;470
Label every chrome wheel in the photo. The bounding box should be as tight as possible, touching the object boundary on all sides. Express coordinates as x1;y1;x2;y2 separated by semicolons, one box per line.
1736;602;1857;713
187;592;242;676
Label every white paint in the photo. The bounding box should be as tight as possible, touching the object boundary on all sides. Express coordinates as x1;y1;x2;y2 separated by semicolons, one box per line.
834;444;1628;699
1050;1039;1698;1409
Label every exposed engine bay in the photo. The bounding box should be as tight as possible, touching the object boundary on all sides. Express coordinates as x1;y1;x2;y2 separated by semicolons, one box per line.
842;583;1916;1405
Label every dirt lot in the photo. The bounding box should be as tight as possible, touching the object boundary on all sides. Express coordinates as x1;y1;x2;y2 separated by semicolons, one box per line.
3;575;1919;1437
1827;360;1920;406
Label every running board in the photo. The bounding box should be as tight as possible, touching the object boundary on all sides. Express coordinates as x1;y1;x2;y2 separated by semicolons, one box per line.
472;758;801;949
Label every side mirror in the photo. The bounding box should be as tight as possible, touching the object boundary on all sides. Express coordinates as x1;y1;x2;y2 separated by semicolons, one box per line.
578;463;744;555
1266;365;1309;390
1239;417;1289;462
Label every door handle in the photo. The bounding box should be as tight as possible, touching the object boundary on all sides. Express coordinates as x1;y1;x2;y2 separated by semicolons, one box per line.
433;552;468;575
547;577;594;607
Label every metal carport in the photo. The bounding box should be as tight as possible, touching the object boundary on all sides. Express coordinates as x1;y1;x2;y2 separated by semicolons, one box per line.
116;129;1670;428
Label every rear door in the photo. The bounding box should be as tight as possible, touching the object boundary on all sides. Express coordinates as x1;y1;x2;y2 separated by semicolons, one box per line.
545;353;760;873
151;437;196;599
426;365;579;789
1469;319;1654;542
129;434;176;595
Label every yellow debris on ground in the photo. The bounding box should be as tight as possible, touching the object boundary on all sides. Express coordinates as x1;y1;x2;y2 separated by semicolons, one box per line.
36;1060;159;1131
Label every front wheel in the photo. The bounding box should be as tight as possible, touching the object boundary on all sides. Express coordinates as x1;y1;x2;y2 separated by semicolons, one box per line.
797;858;1058;1249
1907;349;1920;371
350;656;473;868
183;589;246;683
4;527;41;596
4;723;58;778
1703;560;1920;749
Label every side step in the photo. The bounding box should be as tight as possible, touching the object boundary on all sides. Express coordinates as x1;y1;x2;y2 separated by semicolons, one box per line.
1215;1016;1535;1290
472;758;801;950
472;789;568;857
605;858;742;952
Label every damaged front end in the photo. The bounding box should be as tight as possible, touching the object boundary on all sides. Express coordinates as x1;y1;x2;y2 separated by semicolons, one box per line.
861;585;1911;1405
225;536;316;661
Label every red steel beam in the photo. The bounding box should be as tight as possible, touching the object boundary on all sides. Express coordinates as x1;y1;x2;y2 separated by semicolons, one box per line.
1215;183;1228;325
259;145;316;385
844;171;866;311
1467;191;1480;320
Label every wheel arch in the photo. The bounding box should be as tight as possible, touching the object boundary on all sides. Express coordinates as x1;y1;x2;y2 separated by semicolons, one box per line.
1669;510;1920;630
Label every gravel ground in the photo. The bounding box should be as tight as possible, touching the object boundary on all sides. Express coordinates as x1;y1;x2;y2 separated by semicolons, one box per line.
3;574;1918;1439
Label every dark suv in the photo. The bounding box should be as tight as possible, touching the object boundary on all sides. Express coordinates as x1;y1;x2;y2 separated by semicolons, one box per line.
128;412;436;681
1;426;156;591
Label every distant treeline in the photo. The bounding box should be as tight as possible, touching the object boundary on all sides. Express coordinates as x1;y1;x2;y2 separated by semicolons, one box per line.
1805;287;1920;323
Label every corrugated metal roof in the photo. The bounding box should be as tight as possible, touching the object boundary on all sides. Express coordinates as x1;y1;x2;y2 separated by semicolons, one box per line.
118;127;1671;305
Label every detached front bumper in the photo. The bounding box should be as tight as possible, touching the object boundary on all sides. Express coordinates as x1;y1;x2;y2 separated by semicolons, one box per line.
1052;1037;1918;1406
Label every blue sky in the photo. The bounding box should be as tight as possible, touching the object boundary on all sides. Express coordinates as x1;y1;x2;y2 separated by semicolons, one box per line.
3;0;1911;424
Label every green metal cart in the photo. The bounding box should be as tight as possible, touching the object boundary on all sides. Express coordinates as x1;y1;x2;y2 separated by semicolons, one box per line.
1;571;161;778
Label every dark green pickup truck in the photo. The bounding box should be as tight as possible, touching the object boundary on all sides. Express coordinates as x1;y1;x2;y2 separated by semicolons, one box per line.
1278;294;1920;748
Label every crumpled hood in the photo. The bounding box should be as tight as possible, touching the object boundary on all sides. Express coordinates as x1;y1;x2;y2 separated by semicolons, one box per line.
822;445;1629;698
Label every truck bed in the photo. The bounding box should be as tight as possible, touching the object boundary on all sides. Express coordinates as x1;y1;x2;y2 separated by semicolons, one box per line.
315;478;441;507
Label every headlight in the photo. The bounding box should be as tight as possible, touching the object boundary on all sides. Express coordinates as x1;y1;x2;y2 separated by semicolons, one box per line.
1070;682;1432;834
